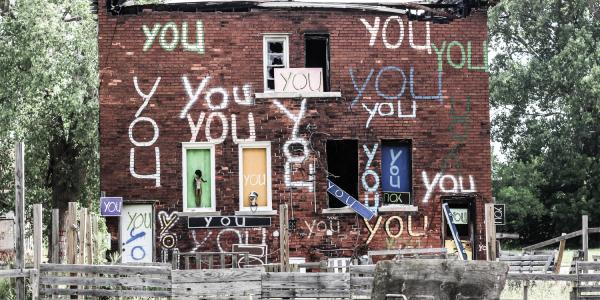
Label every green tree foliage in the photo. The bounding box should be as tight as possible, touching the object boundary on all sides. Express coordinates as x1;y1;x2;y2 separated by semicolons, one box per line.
490;0;600;243
0;0;98;232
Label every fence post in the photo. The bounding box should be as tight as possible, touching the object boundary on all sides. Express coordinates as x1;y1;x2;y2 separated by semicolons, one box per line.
583;215;589;261
523;280;529;300
14;142;25;300
86;212;93;265
279;204;289;272
51;209;60;263
555;233;567;274
67;202;78;264
91;214;98;264
485;203;497;261
79;208;88;264
32;204;43;300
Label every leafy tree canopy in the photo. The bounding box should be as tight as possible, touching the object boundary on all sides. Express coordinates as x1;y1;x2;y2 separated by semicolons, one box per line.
490;0;600;244
0;0;99;218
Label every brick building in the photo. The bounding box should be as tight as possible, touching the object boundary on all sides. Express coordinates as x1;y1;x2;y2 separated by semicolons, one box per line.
98;0;493;265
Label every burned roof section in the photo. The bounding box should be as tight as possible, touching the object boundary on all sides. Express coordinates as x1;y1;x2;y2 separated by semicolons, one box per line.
105;0;496;21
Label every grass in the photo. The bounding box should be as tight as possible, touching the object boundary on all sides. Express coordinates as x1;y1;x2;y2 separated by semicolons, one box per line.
500;248;600;300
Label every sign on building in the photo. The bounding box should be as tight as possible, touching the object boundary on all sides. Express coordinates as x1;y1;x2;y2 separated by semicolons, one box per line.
274;68;323;93
327;180;376;220
449;208;469;225
120;204;154;263
494;204;505;225
100;197;123;216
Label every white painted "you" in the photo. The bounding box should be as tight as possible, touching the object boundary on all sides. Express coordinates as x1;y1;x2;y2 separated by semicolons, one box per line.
421;171;476;203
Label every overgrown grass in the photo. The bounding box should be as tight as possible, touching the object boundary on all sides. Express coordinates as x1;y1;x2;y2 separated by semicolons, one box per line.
0;278;15;300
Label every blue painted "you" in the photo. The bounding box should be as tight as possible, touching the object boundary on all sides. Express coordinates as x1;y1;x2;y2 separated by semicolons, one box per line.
349;65;443;107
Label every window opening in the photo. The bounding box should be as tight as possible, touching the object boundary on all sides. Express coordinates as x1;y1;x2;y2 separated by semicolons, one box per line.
326;140;358;208
238;142;273;212
182;143;216;212
263;35;289;91
381;140;412;205
442;196;477;260
305;34;330;92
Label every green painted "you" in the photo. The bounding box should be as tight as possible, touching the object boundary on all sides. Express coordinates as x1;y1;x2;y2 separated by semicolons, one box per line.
142;20;205;54
432;40;488;72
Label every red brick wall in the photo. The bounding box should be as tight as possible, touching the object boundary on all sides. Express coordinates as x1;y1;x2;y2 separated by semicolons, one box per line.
98;0;491;263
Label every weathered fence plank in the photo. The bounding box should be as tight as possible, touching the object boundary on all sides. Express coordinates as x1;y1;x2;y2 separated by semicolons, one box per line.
172;267;262;299
41;263;171;275
14;142;25;300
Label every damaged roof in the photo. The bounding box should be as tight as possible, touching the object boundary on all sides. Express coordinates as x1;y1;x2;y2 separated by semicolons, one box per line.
106;0;496;20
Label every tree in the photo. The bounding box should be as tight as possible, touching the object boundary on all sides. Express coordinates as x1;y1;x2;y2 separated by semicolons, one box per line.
0;0;99;258
489;0;600;244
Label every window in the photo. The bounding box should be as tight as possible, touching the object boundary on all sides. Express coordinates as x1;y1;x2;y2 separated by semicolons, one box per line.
263;34;289;92
381;140;412;205
238;142;273;212
305;34;330;92
326;140;358;208
182;143;216;212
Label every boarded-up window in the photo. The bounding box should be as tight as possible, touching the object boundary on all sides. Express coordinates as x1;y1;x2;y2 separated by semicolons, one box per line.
120;204;153;263
182;143;216;212
239;142;272;212
381;140;412;205
326;140;358;208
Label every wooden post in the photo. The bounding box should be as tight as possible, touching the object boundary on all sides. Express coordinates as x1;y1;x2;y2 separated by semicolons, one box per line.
14;142;25;300
66;202;78;264
51;209;60;263
555;233;567;274
485;203;497;261
279;204;289;272
32;204;43;300
79;208;88;264
86;212;93;265
523;280;529;300
583;215;589;261
92;214;98;264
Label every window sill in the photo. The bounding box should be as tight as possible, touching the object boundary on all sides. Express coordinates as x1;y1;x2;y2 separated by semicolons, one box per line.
322;207;356;214
378;205;419;212
234;210;278;216
255;91;342;99
178;211;221;217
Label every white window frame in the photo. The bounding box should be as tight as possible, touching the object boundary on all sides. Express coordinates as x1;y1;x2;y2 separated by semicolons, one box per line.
263;34;290;92
182;142;216;213
238;141;273;213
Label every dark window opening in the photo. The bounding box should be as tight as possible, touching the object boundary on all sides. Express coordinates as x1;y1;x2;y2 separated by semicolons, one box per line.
442;196;477;259
326;140;358;208
305;34;330;92
381;140;413;205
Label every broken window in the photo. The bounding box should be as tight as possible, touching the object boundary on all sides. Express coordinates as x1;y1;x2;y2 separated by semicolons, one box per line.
326;140;358;208
305;34;330;92
381;140;412;205
263;34;289;91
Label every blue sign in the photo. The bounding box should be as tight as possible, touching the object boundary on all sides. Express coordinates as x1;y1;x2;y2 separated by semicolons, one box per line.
327;180;376;220
381;143;411;193
442;203;467;260
100;197;122;216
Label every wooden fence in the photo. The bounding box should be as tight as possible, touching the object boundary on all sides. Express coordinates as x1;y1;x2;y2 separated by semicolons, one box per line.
30;263;374;299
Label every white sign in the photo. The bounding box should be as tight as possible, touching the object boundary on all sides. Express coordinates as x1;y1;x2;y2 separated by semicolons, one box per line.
449;208;468;225
0;219;14;251
120;204;153;263
274;68;323;93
